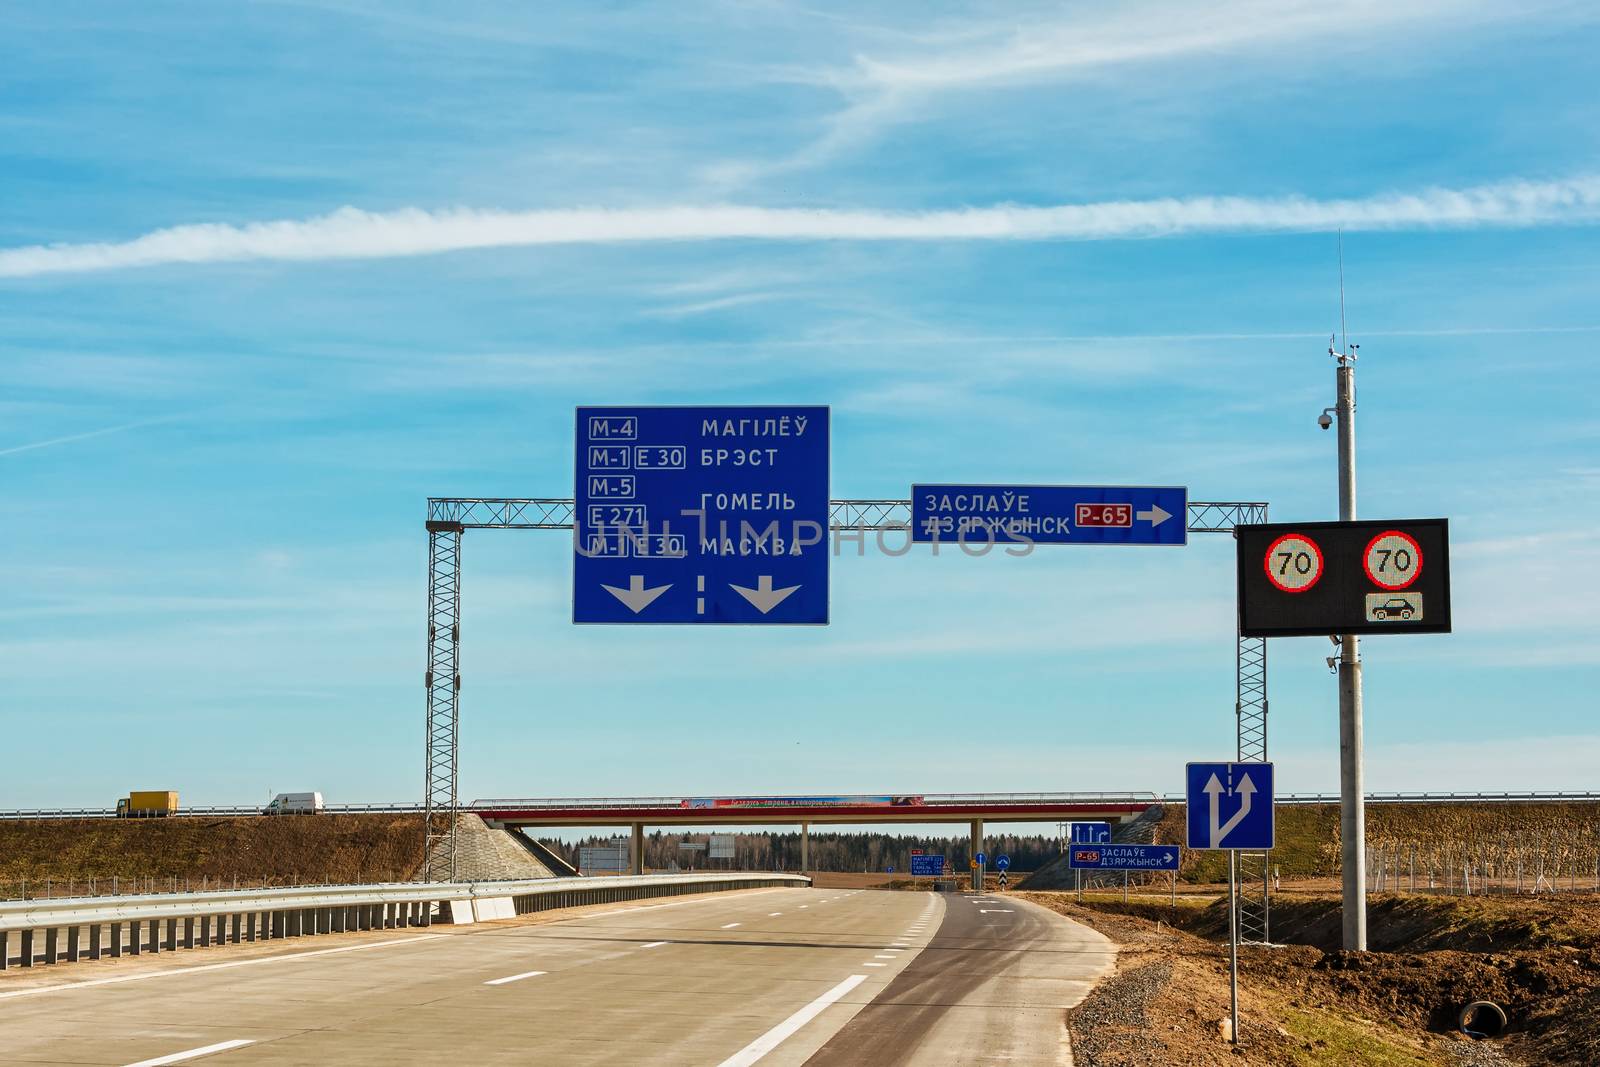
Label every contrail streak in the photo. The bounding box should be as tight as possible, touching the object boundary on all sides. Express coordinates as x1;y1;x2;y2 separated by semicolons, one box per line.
1;175;1597;278
0;417;176;458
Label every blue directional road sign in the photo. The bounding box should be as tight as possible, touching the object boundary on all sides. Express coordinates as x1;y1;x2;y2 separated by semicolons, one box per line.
910;855;945;877
1185;762;1275;851
974;852;987;866
574;406;829;624
1068;844;1180;871
994;855;1010;871
911;485;1187;546
1069;821;1112;845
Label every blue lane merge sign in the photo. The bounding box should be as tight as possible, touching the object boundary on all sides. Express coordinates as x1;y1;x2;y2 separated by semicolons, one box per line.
1185;762;1275;851
574;406;829;624
1069;845;1180;871
911;485;1187;546
909;855;946;877
1069;821;1112;845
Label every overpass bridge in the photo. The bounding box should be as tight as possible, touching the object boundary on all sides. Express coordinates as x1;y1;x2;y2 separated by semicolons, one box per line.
470;792;1158;876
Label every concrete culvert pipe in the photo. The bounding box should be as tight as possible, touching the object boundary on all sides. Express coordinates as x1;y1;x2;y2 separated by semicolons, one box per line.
1458;1001;1507;1039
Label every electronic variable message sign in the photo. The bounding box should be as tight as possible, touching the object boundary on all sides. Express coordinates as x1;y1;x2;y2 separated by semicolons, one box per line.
1236;519;1451;638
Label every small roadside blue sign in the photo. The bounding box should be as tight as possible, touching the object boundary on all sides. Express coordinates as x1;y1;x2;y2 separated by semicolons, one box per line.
574;406;829;624
910;855;946;877
1069;821;1112;845
1185;762;1275;851
994;855;1011;871
911;485;1187;546
1068;845;1180;871
974;851;987;866
885;866;895;873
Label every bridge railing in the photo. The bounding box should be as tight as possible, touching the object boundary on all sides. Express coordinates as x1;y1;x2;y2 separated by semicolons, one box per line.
468;792;1162;810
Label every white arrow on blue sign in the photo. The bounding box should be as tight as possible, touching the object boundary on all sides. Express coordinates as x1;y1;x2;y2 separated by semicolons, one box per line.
911;484;1187;546
574;406;829;624
994;855;1010;871
974;852;987;866
1069;844;1180;871
1185;762;1274;850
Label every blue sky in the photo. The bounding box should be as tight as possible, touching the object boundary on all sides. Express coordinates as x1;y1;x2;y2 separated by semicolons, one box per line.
2;1;1598;811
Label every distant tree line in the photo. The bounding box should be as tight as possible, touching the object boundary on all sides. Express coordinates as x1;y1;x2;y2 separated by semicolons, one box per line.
543;831;1061;873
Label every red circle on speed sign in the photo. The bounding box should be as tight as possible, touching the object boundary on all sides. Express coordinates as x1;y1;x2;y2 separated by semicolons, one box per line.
1264;532;1324;593
1363;529;1423;590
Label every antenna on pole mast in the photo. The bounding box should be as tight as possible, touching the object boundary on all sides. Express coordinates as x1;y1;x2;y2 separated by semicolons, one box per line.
1331;230;1358;366
1338;229;1348;353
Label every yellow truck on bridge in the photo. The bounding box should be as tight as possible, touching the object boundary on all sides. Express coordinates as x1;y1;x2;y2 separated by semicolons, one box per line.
116;790;178;817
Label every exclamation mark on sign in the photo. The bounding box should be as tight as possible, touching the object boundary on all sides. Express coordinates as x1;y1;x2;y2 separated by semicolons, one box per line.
696;575;705;615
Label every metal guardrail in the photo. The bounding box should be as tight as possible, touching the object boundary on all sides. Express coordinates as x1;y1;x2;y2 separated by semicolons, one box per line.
5;791;1597;821
0;873;806;932
0;803;425;820
0;793;1159;820
0;872;810;970
469;792;1162;810
1156;792;1600;805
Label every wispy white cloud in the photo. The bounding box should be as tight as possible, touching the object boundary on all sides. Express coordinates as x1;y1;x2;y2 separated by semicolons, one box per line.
709;0;1549;183
3;175;1598;278
641;291;787;319
0;416;179;458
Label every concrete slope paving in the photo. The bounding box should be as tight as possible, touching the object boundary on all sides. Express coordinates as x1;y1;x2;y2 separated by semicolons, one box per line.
0;887;946;1066
804;893;1116;1066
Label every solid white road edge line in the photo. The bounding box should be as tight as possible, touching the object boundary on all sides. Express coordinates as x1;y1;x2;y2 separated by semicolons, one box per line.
485;970;548;986
713;974;869;1067
0;935;448;1002
123;1039;256;1067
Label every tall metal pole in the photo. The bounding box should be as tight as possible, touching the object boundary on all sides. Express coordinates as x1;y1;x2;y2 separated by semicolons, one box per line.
1227;849;1240;1043
1335;353;1367;950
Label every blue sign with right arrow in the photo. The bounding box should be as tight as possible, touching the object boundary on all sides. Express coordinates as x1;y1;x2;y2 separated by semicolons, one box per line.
1185;762;1274;850
911;484;1187;546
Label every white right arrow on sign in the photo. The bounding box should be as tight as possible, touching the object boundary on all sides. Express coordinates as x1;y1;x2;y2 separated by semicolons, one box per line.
1137;504;1172;527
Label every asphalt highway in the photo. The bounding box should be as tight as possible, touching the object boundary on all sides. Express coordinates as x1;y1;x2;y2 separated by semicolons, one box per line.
1;887;1114;1066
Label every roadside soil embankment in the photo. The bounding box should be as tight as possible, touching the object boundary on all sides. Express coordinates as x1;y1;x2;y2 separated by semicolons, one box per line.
1157;801;1600;885
1024;889;1600;1066
0;814;427;887
0;813;554;888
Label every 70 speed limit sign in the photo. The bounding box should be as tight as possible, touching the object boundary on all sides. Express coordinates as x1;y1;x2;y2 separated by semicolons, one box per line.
1363;530;1422;590
1237;519;1451;638
1264;533;1324;593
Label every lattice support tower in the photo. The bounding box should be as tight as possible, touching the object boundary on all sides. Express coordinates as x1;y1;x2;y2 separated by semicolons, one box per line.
421;497;1270;882
1235;547;1272;944
422;521;463;882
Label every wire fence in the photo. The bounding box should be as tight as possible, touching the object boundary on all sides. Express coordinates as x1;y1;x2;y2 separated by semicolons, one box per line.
1361;839;1600;897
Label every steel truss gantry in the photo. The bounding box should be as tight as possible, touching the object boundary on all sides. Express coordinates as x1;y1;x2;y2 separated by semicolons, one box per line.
422;497;1271;897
